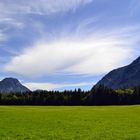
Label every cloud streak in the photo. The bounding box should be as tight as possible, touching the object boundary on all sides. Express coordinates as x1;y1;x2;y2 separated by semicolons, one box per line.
0;0;93;16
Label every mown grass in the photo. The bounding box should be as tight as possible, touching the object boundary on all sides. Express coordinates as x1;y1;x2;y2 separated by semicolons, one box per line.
0;106;140;140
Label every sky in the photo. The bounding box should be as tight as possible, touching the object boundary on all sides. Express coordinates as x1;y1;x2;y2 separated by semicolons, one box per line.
0;0;140;91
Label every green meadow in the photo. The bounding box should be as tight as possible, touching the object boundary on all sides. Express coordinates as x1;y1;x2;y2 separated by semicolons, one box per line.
0;106;140;140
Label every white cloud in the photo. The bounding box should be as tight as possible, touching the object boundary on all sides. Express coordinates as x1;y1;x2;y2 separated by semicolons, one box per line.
0;0;93;16
4;26;139;77
24;82;93;91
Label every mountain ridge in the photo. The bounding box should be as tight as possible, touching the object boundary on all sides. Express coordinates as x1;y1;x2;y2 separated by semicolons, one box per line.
0;77;30;93
94;56;140;89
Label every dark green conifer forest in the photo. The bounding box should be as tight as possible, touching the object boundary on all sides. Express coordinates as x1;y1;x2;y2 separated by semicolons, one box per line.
1;85;140;105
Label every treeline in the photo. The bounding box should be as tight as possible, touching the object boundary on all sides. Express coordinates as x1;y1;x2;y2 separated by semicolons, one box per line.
0;85;140;105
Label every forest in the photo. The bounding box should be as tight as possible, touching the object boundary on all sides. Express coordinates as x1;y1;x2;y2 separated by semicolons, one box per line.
0;85;140;105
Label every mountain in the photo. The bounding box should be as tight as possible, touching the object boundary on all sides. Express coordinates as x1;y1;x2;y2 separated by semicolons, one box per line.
0;78;30;93
95;56;140;89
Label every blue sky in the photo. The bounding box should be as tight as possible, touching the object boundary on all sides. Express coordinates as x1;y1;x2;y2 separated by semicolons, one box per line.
0;0;140;91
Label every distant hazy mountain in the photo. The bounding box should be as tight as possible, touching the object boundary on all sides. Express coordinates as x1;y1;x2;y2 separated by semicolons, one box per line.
0;78;30;93
95;56;140;89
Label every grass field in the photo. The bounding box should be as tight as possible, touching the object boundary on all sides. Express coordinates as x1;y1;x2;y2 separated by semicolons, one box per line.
0;106;140;140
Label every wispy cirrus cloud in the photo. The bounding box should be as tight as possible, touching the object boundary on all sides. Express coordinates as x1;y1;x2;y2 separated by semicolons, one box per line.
4;25;140;77
0;0;94;16
0;0;94;44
